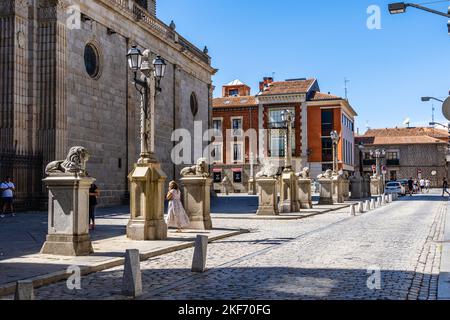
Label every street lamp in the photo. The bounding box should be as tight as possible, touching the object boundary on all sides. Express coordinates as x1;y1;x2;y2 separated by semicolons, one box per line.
358;142;365;175
126;45;166;163
330;130;340;173
389;2;450;34
370;149;386;177
281;110;294;171
389;2;450;18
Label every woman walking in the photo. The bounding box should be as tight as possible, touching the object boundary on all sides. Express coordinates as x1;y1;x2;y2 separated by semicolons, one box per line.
89;183;100;230
166;181;190;233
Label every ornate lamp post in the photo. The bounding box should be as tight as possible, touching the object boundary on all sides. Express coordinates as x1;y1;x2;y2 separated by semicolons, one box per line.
281;110;294;171
358;142;365;174
370;149;386;177
127;45;166;164
126;45;168;241
330;130;340;173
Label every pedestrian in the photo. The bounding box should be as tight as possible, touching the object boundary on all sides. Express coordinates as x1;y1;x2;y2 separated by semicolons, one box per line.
165;181;190;233
419;178;425;194
407;177;414;196
89;183;100;230
425;178;431;193
1;177;16;218
443;178;450;197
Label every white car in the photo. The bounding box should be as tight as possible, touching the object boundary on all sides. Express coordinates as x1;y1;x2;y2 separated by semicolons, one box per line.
385;181;405;196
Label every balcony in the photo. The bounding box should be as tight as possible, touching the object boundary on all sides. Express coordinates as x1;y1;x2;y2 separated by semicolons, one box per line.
386;159;400;166
363;159;376;166
268;122;295;129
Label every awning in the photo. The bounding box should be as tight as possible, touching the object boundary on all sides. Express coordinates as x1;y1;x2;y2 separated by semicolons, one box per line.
213;168;222;173
232;168;242;173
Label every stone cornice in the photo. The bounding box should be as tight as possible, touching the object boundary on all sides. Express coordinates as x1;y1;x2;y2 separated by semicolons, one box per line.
0;0;31;17
256;93;306;105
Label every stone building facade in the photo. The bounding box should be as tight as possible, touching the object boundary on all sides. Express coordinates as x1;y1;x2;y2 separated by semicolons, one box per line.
355;127;449;187
0;0;216;209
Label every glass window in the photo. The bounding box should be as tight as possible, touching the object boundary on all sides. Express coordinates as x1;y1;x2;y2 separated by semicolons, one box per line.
233;143;242;162
387;152;398;160
229;89;239;96
190;93;198;117
270;135;285;157
321;110;333;137
322;138;333;162
213;172;222;183
233;171;242;183
213;119;222;132
232;118;242;136
212;144;222;162
84;44;100;79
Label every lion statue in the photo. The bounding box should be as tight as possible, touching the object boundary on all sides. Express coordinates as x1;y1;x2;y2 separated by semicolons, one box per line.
296;167;310;179
180;158;209;177
45;146;90;176
255;159;279;178
317;169;333;179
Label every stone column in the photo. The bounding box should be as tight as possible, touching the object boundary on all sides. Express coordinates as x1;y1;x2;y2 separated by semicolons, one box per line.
181;176;213;230
40;175;95;256
127;163;168;240
297;178;312;209
332;175;345;204
279;170;299;213
256;177;279;216
318;177;334;205
350;175;363;199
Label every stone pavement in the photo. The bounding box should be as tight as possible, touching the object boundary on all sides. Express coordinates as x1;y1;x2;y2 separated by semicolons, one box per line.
2;191;446;300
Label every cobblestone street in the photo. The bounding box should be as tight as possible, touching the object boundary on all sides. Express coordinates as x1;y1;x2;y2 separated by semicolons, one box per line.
7;192;448;300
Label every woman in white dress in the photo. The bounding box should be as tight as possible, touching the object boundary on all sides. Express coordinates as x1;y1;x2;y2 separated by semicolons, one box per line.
166;181;190;233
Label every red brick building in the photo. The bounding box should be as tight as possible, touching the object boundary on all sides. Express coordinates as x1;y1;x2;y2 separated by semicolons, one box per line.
212;78;357;193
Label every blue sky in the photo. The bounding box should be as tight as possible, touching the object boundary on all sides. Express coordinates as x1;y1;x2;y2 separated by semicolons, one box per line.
158;0;450;133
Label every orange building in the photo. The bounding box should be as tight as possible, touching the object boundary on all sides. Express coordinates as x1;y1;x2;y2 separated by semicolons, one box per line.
212;78;358;193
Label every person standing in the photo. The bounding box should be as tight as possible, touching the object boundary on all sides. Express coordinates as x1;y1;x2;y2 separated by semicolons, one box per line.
443;178;450;197
88;183;100;230
425;178;431;193
407;177;414;197
1;177;16;218
419;178;425;194
165;181;190;233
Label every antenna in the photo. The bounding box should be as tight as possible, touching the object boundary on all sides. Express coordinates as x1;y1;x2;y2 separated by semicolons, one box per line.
432;103;435;124
344;77;350;100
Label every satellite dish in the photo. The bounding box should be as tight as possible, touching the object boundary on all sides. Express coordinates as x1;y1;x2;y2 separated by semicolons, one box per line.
442;97;450;121
403;118;411;127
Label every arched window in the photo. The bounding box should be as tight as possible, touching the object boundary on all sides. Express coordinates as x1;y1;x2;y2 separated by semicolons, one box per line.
190;92;198;117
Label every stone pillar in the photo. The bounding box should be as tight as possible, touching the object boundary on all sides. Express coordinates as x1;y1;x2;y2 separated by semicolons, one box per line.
256;177;279;216
350;175;363;199
343;179;350;201
279;171;299;213
248;177;257;196
40;175;95;256
318;178;334;205
297;178;312;209
181;176;213;230
363;175;371;198
127;163;168;240
332;175;345;204
370;176;383;196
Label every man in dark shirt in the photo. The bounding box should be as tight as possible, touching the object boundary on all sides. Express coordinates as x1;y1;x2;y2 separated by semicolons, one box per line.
89;183;100;230
443;178;450;197
407;178;414;197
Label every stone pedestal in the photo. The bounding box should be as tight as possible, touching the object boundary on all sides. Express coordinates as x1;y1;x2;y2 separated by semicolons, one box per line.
40;175;95;256
370;176;384;196
362;176;371;198
297;178;312;209
127;163;168;241
332;175;345;204
279;171;299;213
256;177;279;216
350;175;363;199
318;178;334;205
181;176;213;230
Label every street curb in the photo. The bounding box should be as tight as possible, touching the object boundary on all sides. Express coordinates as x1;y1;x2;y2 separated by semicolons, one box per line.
0;229;247;298
211;204;352;220
438;201;450;300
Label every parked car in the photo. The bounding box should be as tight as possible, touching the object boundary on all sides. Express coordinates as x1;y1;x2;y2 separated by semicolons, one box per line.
385;181;406;196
